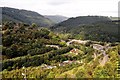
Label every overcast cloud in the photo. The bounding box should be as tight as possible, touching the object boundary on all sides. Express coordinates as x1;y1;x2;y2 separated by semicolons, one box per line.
0;0;119;17
47;0;72;5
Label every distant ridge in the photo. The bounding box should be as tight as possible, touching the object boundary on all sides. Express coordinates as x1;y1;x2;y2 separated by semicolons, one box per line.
51;16;118;42
1;7;54;27
44;15;68;23
53;16;111;27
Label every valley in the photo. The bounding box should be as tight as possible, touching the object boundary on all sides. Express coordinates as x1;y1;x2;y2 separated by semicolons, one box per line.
0;7;120;79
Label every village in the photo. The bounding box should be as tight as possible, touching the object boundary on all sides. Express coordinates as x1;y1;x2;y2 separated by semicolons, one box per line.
40;60;83;70
41;39;113;69
40;45;86;69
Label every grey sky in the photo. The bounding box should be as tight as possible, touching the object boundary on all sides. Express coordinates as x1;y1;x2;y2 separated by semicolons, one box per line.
0;0;119;17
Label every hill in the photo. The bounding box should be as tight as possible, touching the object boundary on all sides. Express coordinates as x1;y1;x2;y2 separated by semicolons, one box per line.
52;16;111;27
44;15;68;23
51;16;119;42
1;7;54;27
1;22;119;78
109;17;118;21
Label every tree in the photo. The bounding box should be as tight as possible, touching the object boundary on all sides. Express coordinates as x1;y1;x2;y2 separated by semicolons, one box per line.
32;23;37;28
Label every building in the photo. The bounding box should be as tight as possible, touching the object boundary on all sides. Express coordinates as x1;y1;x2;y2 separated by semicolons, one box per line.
70;48;79;55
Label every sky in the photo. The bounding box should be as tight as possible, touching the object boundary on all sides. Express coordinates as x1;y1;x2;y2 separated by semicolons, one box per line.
0;0;119;17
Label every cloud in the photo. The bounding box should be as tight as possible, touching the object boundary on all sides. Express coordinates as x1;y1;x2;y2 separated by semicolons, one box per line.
46;0;72;6
102;11;118;13
0;0;119;17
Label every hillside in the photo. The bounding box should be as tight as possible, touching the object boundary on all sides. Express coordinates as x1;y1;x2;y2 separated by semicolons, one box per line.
1;7;54;27
109;17;118;21
51;16;119;42
1;22;120;78
44;15;68;23
52;16;111;27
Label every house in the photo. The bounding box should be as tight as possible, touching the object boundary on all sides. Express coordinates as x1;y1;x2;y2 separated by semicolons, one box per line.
70;48;79;55
47;66;53;69
41;64;57;69
73;60;83;64
58;60;83;67
41;64;48;68
58;60;73;66
46;66;56;69
58;63;64;66
63;60;73;64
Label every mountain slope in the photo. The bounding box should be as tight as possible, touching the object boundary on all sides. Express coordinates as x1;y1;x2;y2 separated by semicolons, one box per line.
51;16;118;42
109;17;118;21
1;7;54;27
52;16;111;27
1;22;119;78
44;15;68;23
